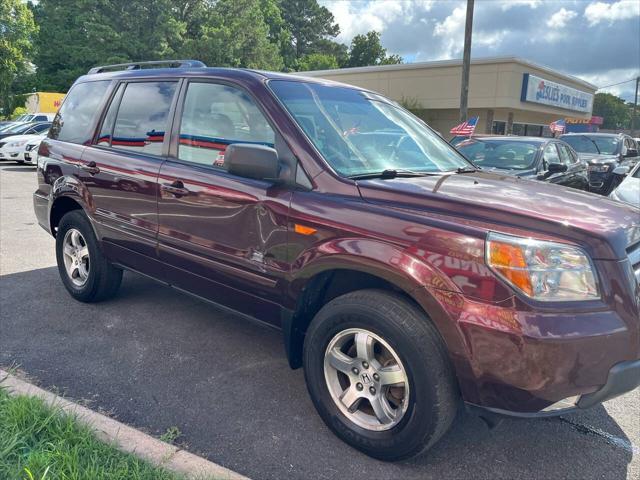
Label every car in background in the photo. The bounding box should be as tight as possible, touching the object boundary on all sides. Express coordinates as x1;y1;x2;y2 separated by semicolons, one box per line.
559;133;639;195
0;129;50;163
609;162;640;207
14;113;56;122
23;134;48;166
0;121;52;141
455;136;589;190
450;133;500;146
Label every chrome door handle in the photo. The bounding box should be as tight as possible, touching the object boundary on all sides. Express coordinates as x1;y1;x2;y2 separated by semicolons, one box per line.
161;180;190;197
80;161;100;175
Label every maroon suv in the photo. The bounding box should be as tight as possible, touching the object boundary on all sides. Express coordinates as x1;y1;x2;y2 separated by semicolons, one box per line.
34;60;640;461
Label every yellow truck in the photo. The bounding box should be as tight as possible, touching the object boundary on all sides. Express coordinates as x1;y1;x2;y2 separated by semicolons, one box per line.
25;92;65;114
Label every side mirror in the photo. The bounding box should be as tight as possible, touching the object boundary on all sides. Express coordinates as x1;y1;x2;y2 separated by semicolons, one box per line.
225;143;280;181
547;162;568;174
613;165;630;176
624;148;638;158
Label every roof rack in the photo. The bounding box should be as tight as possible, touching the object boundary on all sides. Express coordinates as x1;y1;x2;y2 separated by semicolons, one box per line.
87;60;206;74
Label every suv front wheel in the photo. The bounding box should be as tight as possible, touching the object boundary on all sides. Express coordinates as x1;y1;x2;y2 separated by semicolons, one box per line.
55;210;122;302
303;289;458;461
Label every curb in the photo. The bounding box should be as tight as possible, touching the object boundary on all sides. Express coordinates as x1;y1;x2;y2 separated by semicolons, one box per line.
0;369;250;480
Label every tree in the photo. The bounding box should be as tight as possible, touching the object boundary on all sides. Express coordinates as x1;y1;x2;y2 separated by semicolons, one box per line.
297;53;338;71
182;0;283;70
593;92;631;130
280;0;340;63
347;31;402;68
0;0;38;116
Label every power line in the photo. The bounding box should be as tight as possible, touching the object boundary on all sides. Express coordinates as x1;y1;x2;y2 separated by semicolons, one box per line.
597;77;639;90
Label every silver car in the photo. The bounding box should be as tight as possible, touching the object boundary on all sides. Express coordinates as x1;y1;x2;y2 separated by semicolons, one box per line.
609;163;640;207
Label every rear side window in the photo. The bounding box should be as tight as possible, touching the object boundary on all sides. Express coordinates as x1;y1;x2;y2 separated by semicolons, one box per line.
50;81;111;144
111;82;177;156
177;82;274;167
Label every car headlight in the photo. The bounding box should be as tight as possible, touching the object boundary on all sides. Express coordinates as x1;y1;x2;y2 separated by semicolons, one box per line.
486;232;599;301
7;139;28;148
588;164;610;173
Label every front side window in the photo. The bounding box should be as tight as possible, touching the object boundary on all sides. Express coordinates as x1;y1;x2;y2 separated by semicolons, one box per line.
269;80;470;177
111;82;177;155
50;81;111;144
557;143;574;165
456;139;539;170
96;84;124;147
178;82;275;167
543;144;561;165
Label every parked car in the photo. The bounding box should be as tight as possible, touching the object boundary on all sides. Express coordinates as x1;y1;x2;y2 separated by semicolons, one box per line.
449;133;500;146
34;60;640;461
456;136;588;190
559;133;639;195
0;129;49;163
609;162;640;207
14;113;57;122
0;121;51;141
23;134;48;166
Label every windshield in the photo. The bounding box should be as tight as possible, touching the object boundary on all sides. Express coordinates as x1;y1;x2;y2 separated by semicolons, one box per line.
269;80;471;177
456;139;540;170
560;135;619;155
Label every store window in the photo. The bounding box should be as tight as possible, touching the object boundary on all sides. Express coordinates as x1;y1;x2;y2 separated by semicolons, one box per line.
491;121;506;135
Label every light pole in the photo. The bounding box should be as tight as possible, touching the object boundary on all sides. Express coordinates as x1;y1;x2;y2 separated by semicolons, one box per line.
459;0;475;123
632;76;639;137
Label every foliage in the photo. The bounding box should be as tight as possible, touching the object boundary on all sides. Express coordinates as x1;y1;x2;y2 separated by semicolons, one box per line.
0;0;38;115
297;53;339;71
593;92;632;129
399;96;424;113
0;389;183;480
347;31;403;68
280;0;340;63
11;106;27;118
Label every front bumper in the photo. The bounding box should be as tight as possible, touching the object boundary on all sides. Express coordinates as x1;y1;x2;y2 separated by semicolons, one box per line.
468;359;640;418
0;148;25;161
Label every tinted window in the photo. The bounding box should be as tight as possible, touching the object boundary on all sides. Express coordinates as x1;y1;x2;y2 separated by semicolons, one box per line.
110;82;177;155
34;115;48;121
456;139;539;170
50;81;111;144
96;84;125;147
560;135;619;155
178;82;275;167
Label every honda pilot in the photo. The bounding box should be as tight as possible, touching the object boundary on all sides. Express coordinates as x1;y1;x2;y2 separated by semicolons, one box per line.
34;60;640;461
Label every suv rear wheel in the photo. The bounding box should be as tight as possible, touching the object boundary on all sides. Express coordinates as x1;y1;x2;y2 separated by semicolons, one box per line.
303;289;458;461
55;210;122;302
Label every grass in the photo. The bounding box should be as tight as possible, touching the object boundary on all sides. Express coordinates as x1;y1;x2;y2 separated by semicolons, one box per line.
0;387;184;480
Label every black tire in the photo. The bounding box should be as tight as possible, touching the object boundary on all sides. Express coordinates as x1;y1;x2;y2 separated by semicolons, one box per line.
303;289;458;461
55;210;122;302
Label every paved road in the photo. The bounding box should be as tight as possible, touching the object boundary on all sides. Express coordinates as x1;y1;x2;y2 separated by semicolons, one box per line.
1;162;638;480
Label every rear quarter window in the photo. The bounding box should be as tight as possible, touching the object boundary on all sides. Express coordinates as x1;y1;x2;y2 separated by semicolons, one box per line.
50;80;111;145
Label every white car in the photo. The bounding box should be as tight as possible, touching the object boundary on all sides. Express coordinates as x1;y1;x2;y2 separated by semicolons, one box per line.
609;163;640;207
14;113;56;122
0;131;49;164
23;134;48;166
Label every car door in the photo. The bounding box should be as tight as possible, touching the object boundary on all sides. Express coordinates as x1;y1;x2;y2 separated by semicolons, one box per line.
556;142;586;190
156;80;292;324
541;143;570;186
78;79;179;260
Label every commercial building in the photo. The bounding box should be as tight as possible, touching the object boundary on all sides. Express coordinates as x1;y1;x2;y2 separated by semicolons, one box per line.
302;56;597;137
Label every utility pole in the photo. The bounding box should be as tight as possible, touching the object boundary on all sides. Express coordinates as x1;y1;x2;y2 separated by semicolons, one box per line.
459;0;475;123
632;76;639;137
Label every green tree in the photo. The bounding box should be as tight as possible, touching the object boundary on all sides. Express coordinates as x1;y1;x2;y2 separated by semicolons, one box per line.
297;53;338;71
347;31;402;68
593;92;632;129
280;0;340;63
0;0;38;116
182;0;283;70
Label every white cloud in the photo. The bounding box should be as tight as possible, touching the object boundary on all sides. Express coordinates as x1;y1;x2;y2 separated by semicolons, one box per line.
578;68;640;98
433;6;466;58
584;0;640;26
546;8;577;29
501;0;541;11
321;0;434;44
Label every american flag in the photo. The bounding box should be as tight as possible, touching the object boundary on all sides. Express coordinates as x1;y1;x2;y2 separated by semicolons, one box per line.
450;116;479;135
549;118;566;133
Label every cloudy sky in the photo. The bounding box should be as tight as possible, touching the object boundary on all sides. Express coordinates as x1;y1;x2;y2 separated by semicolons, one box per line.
320;0;640;101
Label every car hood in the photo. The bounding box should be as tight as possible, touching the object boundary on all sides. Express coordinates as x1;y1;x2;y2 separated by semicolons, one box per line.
356;171;638;259
0;134;39;145
577;153;619;164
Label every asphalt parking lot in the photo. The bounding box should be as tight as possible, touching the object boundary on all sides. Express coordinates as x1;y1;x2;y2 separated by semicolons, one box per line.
1;161;638;480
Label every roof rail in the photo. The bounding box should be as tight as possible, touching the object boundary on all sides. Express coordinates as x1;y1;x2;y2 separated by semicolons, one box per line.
87;59;206;74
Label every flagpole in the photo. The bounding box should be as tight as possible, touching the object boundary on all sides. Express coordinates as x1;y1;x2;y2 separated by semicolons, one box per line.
459;0;475;123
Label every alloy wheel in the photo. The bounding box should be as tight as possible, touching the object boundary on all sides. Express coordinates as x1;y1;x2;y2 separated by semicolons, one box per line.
62;228;90;287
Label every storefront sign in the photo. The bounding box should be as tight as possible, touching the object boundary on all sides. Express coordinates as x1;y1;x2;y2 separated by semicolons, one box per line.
521;73;593;113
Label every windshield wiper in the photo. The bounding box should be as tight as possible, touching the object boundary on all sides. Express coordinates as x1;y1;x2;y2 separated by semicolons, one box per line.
456;166;478;173
348;168;434;180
